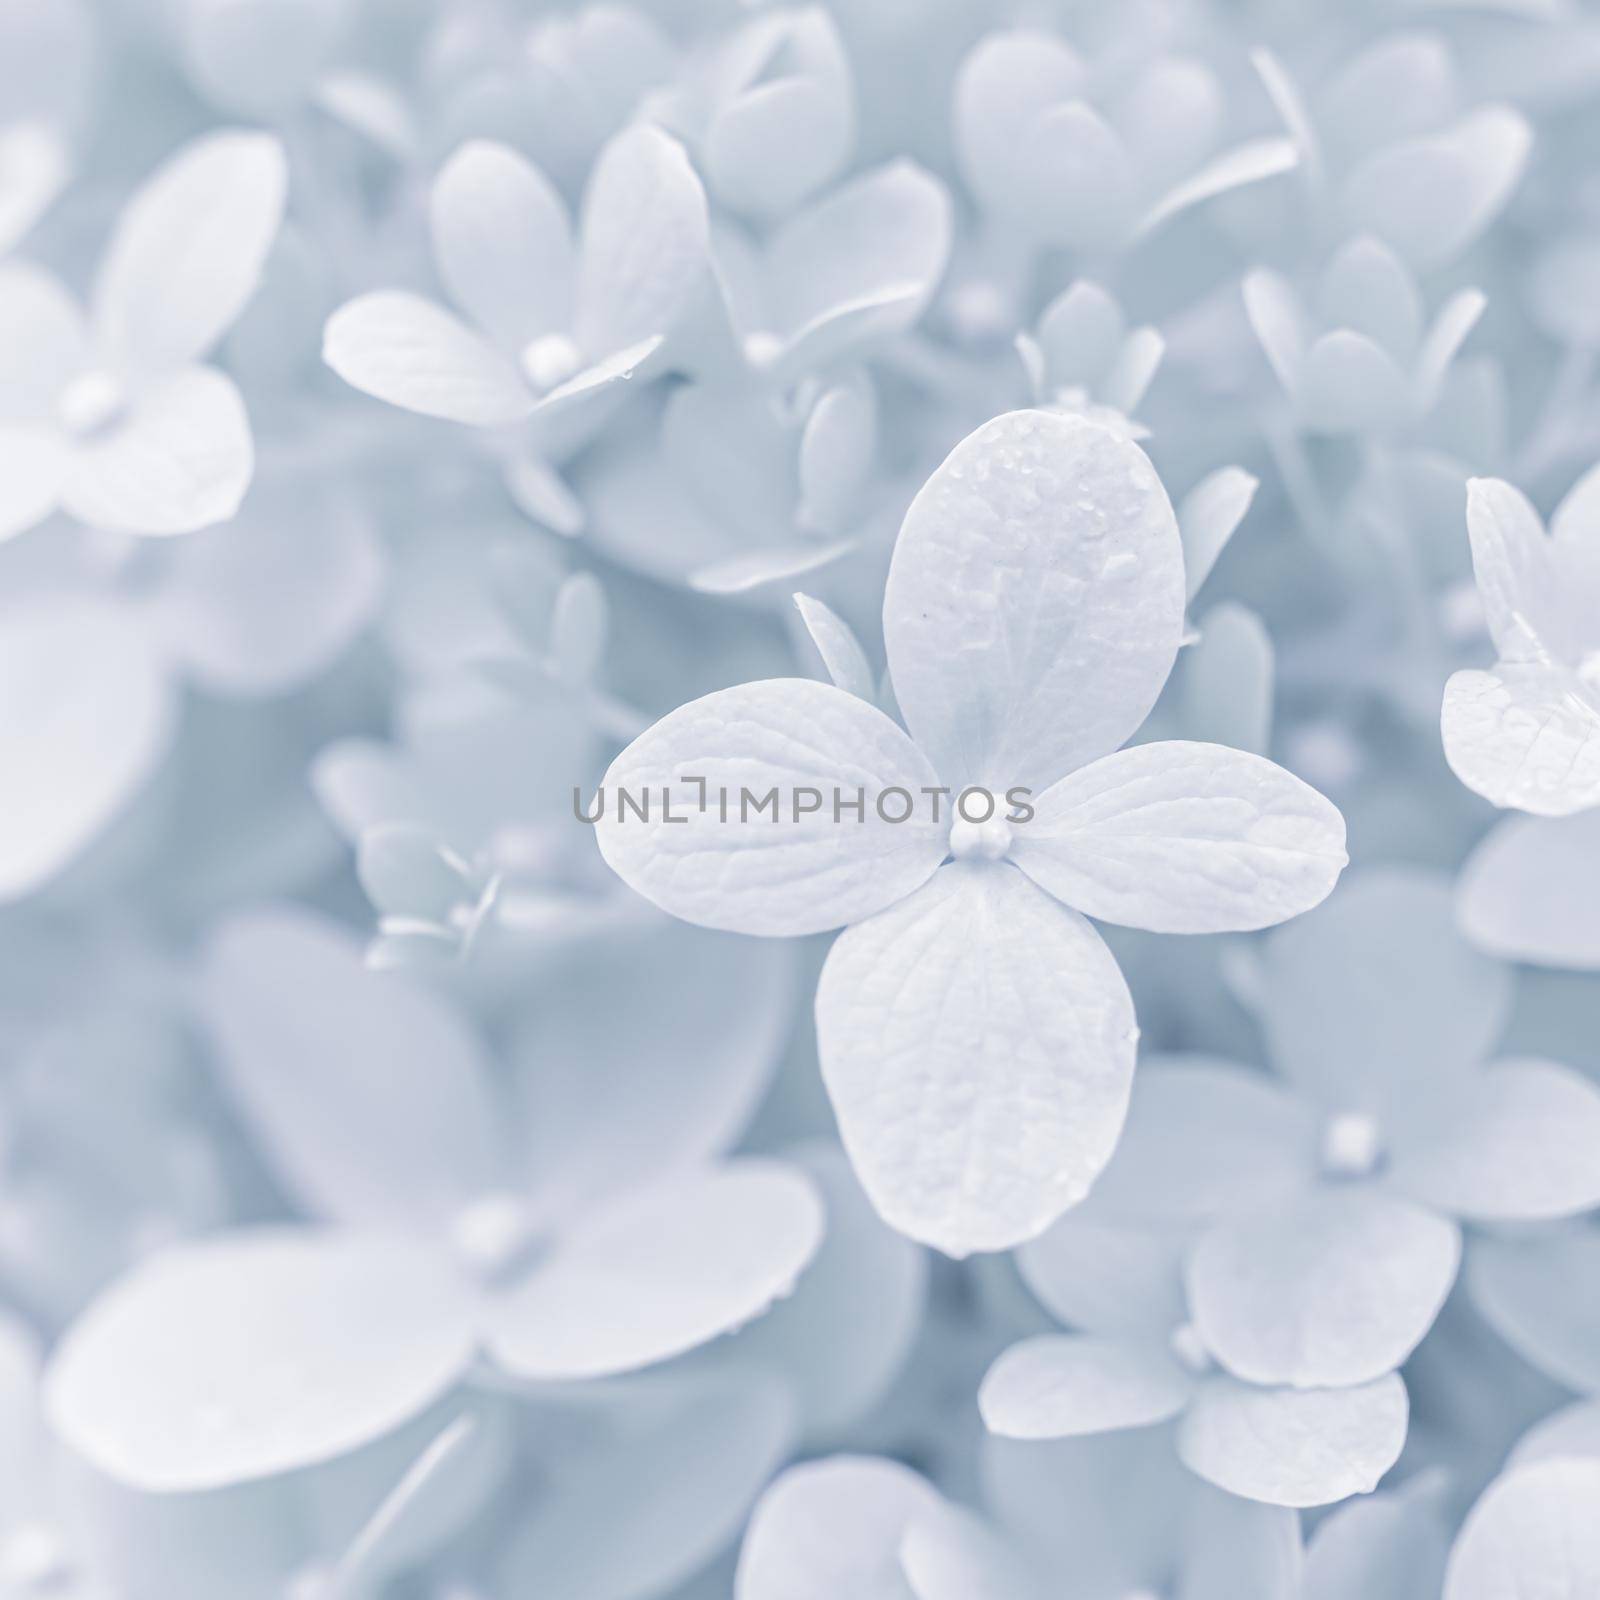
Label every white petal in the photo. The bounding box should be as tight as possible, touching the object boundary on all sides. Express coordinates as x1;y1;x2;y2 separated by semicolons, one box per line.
884;410;1185;793
575;124;708;359
1444;1458;1600;1600
501;1370;793;1600
716;1141;927;1444
815;862;1138;1257
1511;1397;1600;1466
1304;1488;1449;1600
1459;811;1600;968
1341;106;1532;272
1013;740;1346;933
1414;288;1487;412
762;162;952;375
93;130;287;378
1180;466;1259;601
484;1159;823;1380
62;365;253;535
1243;268;1307;393
0;1310;43;1517
1018;1216;1189;1337
794;593;877;703
1180;1480;1306;1600
0;261;88;420
797;372;877;534
202;907;506;1233
0;122;67;254
1469;1228;1600;1392
1186;1189;1460;1387
1138;136;1297;237
1085;1060;1318;1227
736;1454;942;1600
1318;235;1423;365
0;597;174;902
979;1334;1193;1439
43;1229;477;1491
149;479;383;695
0;423;67;540
1261;868;1512;1111
690;538;856;596
323;291;534;425
1178;1374;1408;1507
1035;280;1124;390
1299;330;1413;434
1464;476;1568;662
1389;1059;1600;1220
1181;603;1274;756
594;677;946;937
1442;665;1600;816
430;140;574;351
901;1500;1050;1600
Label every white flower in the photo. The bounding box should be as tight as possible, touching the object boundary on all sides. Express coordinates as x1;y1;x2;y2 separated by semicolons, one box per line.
1443;1456;1600;1599
322;126;708;429
1077;871;1600;1391
1443;468;1600;814
594;409;1347;1256
0;130;286;540
42;908;823;1491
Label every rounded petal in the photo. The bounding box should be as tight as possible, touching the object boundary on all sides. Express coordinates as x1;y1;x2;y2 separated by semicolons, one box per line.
1464;476;1569;663
1389;1059;1600;1220
594;677;946;937
0;261;89;421
43;1229;478;1491
93;130;287;378
575;124;708;359
1181;602;1275;755
62;365;254;535
430;140;574;351
1468;1227;1600;1392
883;410;1185;794
1177;1373;1408;1507
1179;466;1259;602
1012;740;1346;933
0;423;68;540
1018;1216;1189;1338
1444;1458;1600;1600
1186;1188;1460;1388
1442;666;1600;817
1261;868;1512;1112
1511;1397;1600;1466
0;596;174;902
0;122;68;255
323;291;534;425
979;1334;1193;1440
1304;1485;1449;1600
815;862;1138;1257
202;907;506;1232
1084;1060;1318;1227
901;1500;1050;1600
483;1159;824;1380
1459;811;1600;969
1298;329;1413;434
736;1454;942;1600
1318;236;1423;366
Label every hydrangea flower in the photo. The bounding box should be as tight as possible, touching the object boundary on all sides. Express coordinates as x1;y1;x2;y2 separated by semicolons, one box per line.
1442;467;1600;815
594;409;1347;1256
0;130;286;540
1444;1455;1600;1598
42;908;822;1491
1051;871;1600;1394
323;124;708;433
980;1218;1409;1507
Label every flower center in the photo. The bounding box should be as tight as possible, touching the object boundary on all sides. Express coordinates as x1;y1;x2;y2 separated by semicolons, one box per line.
1321;1111;1384;1179
519;333;581;394
451;1191;537;1283
57;369;126;438
948;814;1013;862
1168;1320;1214;1376
742;331;784;370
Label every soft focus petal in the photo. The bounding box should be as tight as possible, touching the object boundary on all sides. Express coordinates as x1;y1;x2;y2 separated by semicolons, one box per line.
1441;665;1600;817
62;364;253;535
1463;476;1568;662
979;1334;1193;1440
794;592;877;702
1178;1374;1408;1507
0;423;68;539
0;122;68;254
1181;603;1275;756
1459;811;1600;969
484;1160;824;1380
1469;1228;1600;1392
93;130;287;378
883;410;1185;794
1389;1059;1600;1220
0;596;174;902
901;1500;1050;1600
815;862;1138;1257
1179;466;1258;602
575;124;708;359
1012;740;1346;933
1179;1480;1305;1600
1304;1485;1450;1600
1298;330;1413;434
1260;868;1512;1112
594;677;946;937
202;907;506;1233
0;261;88;420
430;140;574;351
1018;1216;1189;1337
43;1229;477;1491
323;291;534;425
1444;1458;1600;1600
1186;1188;1460;1388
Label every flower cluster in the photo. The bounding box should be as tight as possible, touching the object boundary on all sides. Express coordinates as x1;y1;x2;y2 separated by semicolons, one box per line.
2;0;1600;1595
